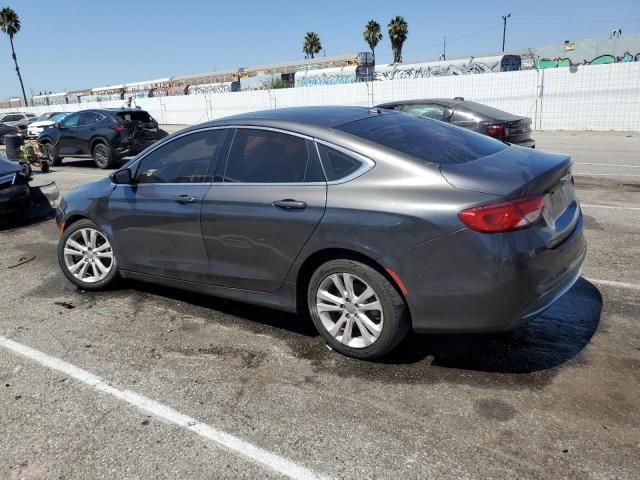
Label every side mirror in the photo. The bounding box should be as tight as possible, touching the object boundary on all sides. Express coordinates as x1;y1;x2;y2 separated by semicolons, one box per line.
112;169;133;185
54;122;61;129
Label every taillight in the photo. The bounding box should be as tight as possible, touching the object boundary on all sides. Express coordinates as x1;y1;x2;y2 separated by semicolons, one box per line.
110;124;125;133
458;196;545;233
487;124;506;139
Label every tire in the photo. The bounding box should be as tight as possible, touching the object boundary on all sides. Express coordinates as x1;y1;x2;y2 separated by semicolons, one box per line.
58;219;119;291
307;259;409;360
20;163;32;178
0;135;5;145
40;161;50;174
92;142;114;169
41;142;62;166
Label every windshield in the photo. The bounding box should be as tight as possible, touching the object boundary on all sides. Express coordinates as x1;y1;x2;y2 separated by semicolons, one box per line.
336;112;507;165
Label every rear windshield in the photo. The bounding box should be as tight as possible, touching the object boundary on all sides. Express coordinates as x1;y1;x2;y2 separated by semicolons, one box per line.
336;113;506;165
461;101;520;120
117;111;153;123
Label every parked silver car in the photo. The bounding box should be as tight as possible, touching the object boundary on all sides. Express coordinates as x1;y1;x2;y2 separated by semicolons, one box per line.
55;107;586;359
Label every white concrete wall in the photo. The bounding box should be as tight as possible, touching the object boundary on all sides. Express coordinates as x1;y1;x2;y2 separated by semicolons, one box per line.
3;62;639;131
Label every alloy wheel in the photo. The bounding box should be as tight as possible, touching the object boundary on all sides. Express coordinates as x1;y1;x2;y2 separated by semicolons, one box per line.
63;228;114;283
316;272;384;348
94;145;108;167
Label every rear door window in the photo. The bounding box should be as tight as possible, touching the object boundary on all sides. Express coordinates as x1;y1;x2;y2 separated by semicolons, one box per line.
336;113;506;165
78;112;102;126
136;129;227;184
223;129;324;183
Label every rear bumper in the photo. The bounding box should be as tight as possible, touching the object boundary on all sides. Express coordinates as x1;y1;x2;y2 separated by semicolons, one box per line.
113;140;155;158
380;214;586;334
0;183;30;216
512;138;536;148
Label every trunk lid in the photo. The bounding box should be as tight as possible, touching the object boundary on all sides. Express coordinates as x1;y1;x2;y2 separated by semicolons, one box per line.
441;146;579;245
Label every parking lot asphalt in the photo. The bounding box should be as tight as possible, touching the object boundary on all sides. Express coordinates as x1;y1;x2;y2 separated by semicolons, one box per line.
0;130;639;479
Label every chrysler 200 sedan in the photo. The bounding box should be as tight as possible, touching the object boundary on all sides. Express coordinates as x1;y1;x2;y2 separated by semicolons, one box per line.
55;107;586;359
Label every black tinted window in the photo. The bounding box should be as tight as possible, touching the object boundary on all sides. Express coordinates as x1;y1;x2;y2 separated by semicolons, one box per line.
224;129;323;183
136;129;227;184
317;144;362;181
337;113;506;165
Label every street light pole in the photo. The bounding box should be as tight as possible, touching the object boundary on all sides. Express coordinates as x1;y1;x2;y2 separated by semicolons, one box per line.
502;13;511;52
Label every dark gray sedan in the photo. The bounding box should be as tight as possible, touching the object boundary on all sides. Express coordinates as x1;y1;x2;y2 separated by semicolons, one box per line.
376;98;536;148
55;107;585;359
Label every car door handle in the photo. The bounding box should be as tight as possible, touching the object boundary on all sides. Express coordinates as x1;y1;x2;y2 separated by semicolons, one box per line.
272;199;307;209
174;195;198;204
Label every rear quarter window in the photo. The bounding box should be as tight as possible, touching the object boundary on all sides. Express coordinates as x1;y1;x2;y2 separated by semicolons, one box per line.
336;113;506;165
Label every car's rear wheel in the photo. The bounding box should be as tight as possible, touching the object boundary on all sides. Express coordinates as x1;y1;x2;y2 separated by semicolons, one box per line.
58;219;118;291
92;142;114;169
307;259;409;359
41;142;62;166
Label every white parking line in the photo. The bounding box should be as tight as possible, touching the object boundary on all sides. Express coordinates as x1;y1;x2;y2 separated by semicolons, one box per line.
574;173;640;178
575;163;640;168
585;278;640;291
581;204;640;211
0;335;328;480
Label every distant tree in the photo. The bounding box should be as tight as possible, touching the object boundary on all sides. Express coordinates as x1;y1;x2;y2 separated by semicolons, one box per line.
363;20;383;61
0;7;28;106
303;32;322;59
388;16;408;63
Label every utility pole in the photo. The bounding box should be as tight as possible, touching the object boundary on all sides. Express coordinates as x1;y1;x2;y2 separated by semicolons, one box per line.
443;36;446;60
502;13;511;52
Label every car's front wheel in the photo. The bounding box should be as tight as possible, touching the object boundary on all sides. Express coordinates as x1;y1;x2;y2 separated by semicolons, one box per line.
41;142;62;166
58;219;118;291
307;259;409;359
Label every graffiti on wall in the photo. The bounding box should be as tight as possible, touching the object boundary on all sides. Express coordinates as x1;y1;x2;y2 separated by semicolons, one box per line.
537;51;639;69
294;66;357;87
187;82;233;95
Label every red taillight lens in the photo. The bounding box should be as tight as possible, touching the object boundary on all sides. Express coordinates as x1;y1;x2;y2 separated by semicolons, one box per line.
487;125;506;139
110;124;125;133
458;196;546;233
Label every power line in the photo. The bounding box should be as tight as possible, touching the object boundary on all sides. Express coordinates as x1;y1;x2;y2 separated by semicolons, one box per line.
402;23;502;55
512;18;640;25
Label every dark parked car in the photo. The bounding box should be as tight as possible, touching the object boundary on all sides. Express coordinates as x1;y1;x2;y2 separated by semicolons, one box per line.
0;154;30;220
39;108;166;169
0;123;19;145
376;98;536;148
56;107;585;359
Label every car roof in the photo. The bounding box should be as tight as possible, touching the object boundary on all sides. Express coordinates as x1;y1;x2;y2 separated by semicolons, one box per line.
188;106;390;138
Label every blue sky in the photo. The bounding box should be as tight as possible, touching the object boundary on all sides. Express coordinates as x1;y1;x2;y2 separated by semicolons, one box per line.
1;0;639;98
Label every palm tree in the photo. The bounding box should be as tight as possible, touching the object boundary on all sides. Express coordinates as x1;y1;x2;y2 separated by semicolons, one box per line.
388;16;408;64
303;32;322;59
363;20;383;62
0;7;28;106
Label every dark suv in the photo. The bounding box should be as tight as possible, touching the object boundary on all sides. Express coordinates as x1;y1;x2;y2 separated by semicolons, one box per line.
376;98;535;148
39;108;166;169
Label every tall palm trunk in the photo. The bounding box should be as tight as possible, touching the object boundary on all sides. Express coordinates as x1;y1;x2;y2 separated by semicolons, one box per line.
9;35;28;107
